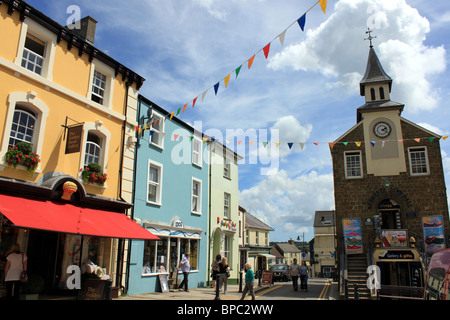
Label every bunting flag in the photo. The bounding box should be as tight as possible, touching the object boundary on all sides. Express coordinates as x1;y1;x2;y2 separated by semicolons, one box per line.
319;0;327;14
370;141;375;147
193;97;198;108
235;65;242;79
279;30;287;46
248;55;255;69
288;142;294;149
224;74;231;88
298;14;306;31
329;142;334;149
214;82;220;95
263;43;271;59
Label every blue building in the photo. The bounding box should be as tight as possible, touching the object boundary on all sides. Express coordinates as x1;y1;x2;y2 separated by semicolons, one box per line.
126;95;209;294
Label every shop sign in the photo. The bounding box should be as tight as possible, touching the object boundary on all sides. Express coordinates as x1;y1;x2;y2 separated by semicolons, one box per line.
65;124;83;154
377;250;415;260
261;270;273;286
159;274;170;293
343;218;363;254
79;279;107;300
423;216;446;254
381;230;408;247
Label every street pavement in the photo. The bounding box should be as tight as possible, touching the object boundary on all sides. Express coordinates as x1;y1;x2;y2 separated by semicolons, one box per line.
115;278;339;301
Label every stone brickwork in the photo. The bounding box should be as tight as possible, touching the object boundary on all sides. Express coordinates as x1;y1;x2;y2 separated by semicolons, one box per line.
331;119;450;257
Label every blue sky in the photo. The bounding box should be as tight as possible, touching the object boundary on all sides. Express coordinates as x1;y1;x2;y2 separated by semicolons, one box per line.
26;0;450;243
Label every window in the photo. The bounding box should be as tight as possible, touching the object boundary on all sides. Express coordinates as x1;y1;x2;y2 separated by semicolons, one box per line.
150;112;164;148
224;236;231;264
224;193;230;219
345;151;363;178
192;138;202;167
191;178;202;214
370;88;376;101
91;70;107;105
84;133;102;165
147;161;163;205
21;34;45;75
224;156;231;178
379;87;385;100
9;107;36;147
408;147;429;176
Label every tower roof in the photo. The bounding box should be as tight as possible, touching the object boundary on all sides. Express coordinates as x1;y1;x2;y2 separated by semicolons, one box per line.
360;47;392;96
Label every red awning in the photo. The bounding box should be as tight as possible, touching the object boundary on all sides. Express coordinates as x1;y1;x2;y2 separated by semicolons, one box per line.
0;193;158;240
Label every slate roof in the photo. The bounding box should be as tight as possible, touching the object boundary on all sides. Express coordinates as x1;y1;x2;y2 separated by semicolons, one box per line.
360;47;392;96
245;211;274;231
313;210;336;228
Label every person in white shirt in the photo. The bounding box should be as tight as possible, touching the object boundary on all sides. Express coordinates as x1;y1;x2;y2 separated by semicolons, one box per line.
289;258;300;291
4;243;27;300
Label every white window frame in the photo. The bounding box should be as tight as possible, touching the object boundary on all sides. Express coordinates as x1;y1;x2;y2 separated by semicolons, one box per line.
223;156;231;178
192;137;202;167
149;111;165;149
224;192;230;219
87;59;115;109
14;18;56;80
191;178;202;215
408;146;430;176
1;92;49;173
147;160;163;206
344;150;363;179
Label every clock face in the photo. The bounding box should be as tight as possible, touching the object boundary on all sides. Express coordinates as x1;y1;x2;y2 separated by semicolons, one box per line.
373;121;392;138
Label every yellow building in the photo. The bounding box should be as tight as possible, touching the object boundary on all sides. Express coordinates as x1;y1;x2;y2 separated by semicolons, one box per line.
0;0;155;299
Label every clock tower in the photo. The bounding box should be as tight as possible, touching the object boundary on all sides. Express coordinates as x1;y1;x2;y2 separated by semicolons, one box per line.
357;35;406;176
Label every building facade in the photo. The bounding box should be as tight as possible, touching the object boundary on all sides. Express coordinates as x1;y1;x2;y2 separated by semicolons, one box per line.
126;96;209;294
312;211;336;278
331;44;450;294
0;0;151;299
208;144;241;285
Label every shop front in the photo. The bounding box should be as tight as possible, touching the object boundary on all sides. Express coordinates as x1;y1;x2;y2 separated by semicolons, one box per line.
0;176;158;299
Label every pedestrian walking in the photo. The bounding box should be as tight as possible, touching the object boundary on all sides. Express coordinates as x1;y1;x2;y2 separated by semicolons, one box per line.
178;253;190;292
4;243;27;300
218;257;229;294
289;258;300;291
300;261;310;292
211;254;221;289
240;263;256;300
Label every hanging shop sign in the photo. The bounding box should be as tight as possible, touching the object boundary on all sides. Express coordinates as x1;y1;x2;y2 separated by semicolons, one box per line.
343;218;363;254
65;124;83;154
423;216;446;254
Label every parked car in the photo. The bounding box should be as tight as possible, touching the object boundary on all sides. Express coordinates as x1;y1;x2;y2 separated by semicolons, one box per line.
271;264;291;282
424;248;450;300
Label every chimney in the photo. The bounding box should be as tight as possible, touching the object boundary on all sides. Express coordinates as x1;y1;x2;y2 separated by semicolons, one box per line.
71;16;97;45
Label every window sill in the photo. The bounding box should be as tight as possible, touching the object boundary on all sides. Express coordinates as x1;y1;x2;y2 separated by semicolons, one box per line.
0;163;42;176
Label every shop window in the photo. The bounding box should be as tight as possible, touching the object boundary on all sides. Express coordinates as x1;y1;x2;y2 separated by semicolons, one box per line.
147;160;163;205
408;147;429;176
191;178;202;215
9;107;36;147
344;151;363;178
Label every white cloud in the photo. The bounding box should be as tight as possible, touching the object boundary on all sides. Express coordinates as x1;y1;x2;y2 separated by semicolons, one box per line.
268;0;446;113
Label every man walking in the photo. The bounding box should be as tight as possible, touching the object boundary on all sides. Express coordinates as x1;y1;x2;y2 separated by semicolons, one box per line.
178;253;190;292
289;258;300;291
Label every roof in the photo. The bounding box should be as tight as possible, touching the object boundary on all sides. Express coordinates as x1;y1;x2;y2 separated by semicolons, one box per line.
356;100;404;122
313;210;336;227
244;211;274;231
275;243;301;254
360;47;392;96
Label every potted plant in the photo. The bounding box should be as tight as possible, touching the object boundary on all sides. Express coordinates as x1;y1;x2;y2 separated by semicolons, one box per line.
4;142;40;174
81;163;107;186
20;274;45;300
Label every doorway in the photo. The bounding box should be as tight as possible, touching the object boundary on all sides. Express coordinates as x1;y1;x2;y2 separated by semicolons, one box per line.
378;199;401;229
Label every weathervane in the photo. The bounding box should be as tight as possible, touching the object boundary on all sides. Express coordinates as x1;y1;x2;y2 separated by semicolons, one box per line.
364;27;376;48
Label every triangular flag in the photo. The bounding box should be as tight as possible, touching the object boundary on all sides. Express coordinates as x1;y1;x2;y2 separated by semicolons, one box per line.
176;107;181;116
263;43;271;59
238;140;242;145
182;104;188;113
202;90;208;101
343;142;348;146
297;14;306;31
224;74;231;88
203;137;208;144
170;111;175;120
214;82;220;95
314;142;319;146
329;142;335;149
414;138;421;143
174;134;179;141
399;139;404;142
249;141;254;147
190;136;195;141
288;142;294;149
443;136;448;140
370;141;375;147
275;142;281;148
149;130;154;136
193;97;197;108
248;55;255;69
235;65;242;79
429;137;435;142
299;143;305;150
355;142;361;147
279;30;287;46
318;0;327;14
262;142;269;148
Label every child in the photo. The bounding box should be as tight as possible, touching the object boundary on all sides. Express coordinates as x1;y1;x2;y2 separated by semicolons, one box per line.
240;263;256;300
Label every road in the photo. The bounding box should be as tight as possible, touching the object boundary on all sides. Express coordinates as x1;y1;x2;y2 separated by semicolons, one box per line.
255;278;335;300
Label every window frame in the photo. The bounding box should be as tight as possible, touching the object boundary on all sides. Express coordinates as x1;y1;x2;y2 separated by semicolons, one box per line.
191;137;202;167
146;160;163;206
191;178;202;215
8;107;37;147
224;192;231;219
149;111;165;149
344;150;363;179
87;60;115;109
408;146;430;176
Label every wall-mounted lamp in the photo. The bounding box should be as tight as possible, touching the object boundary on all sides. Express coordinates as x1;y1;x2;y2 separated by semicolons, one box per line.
384;179;390;187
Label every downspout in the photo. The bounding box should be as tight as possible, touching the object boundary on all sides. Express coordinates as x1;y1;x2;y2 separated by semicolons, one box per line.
207;136;212;286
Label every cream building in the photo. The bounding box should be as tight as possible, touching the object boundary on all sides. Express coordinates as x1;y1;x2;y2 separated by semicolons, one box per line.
312;211;337;278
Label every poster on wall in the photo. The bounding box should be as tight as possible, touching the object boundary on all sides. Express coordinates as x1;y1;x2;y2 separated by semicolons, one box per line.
343;218;363;254
381;230;408;247
423;216;446;254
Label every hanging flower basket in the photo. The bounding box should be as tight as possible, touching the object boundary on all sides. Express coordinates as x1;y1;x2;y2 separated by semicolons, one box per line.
4;142;40;174
81;163;107;186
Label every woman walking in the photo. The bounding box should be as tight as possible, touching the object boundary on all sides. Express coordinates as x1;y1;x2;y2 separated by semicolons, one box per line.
300;261;310;292
218;257;229;294
4;243;27;300
240;263;256;300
